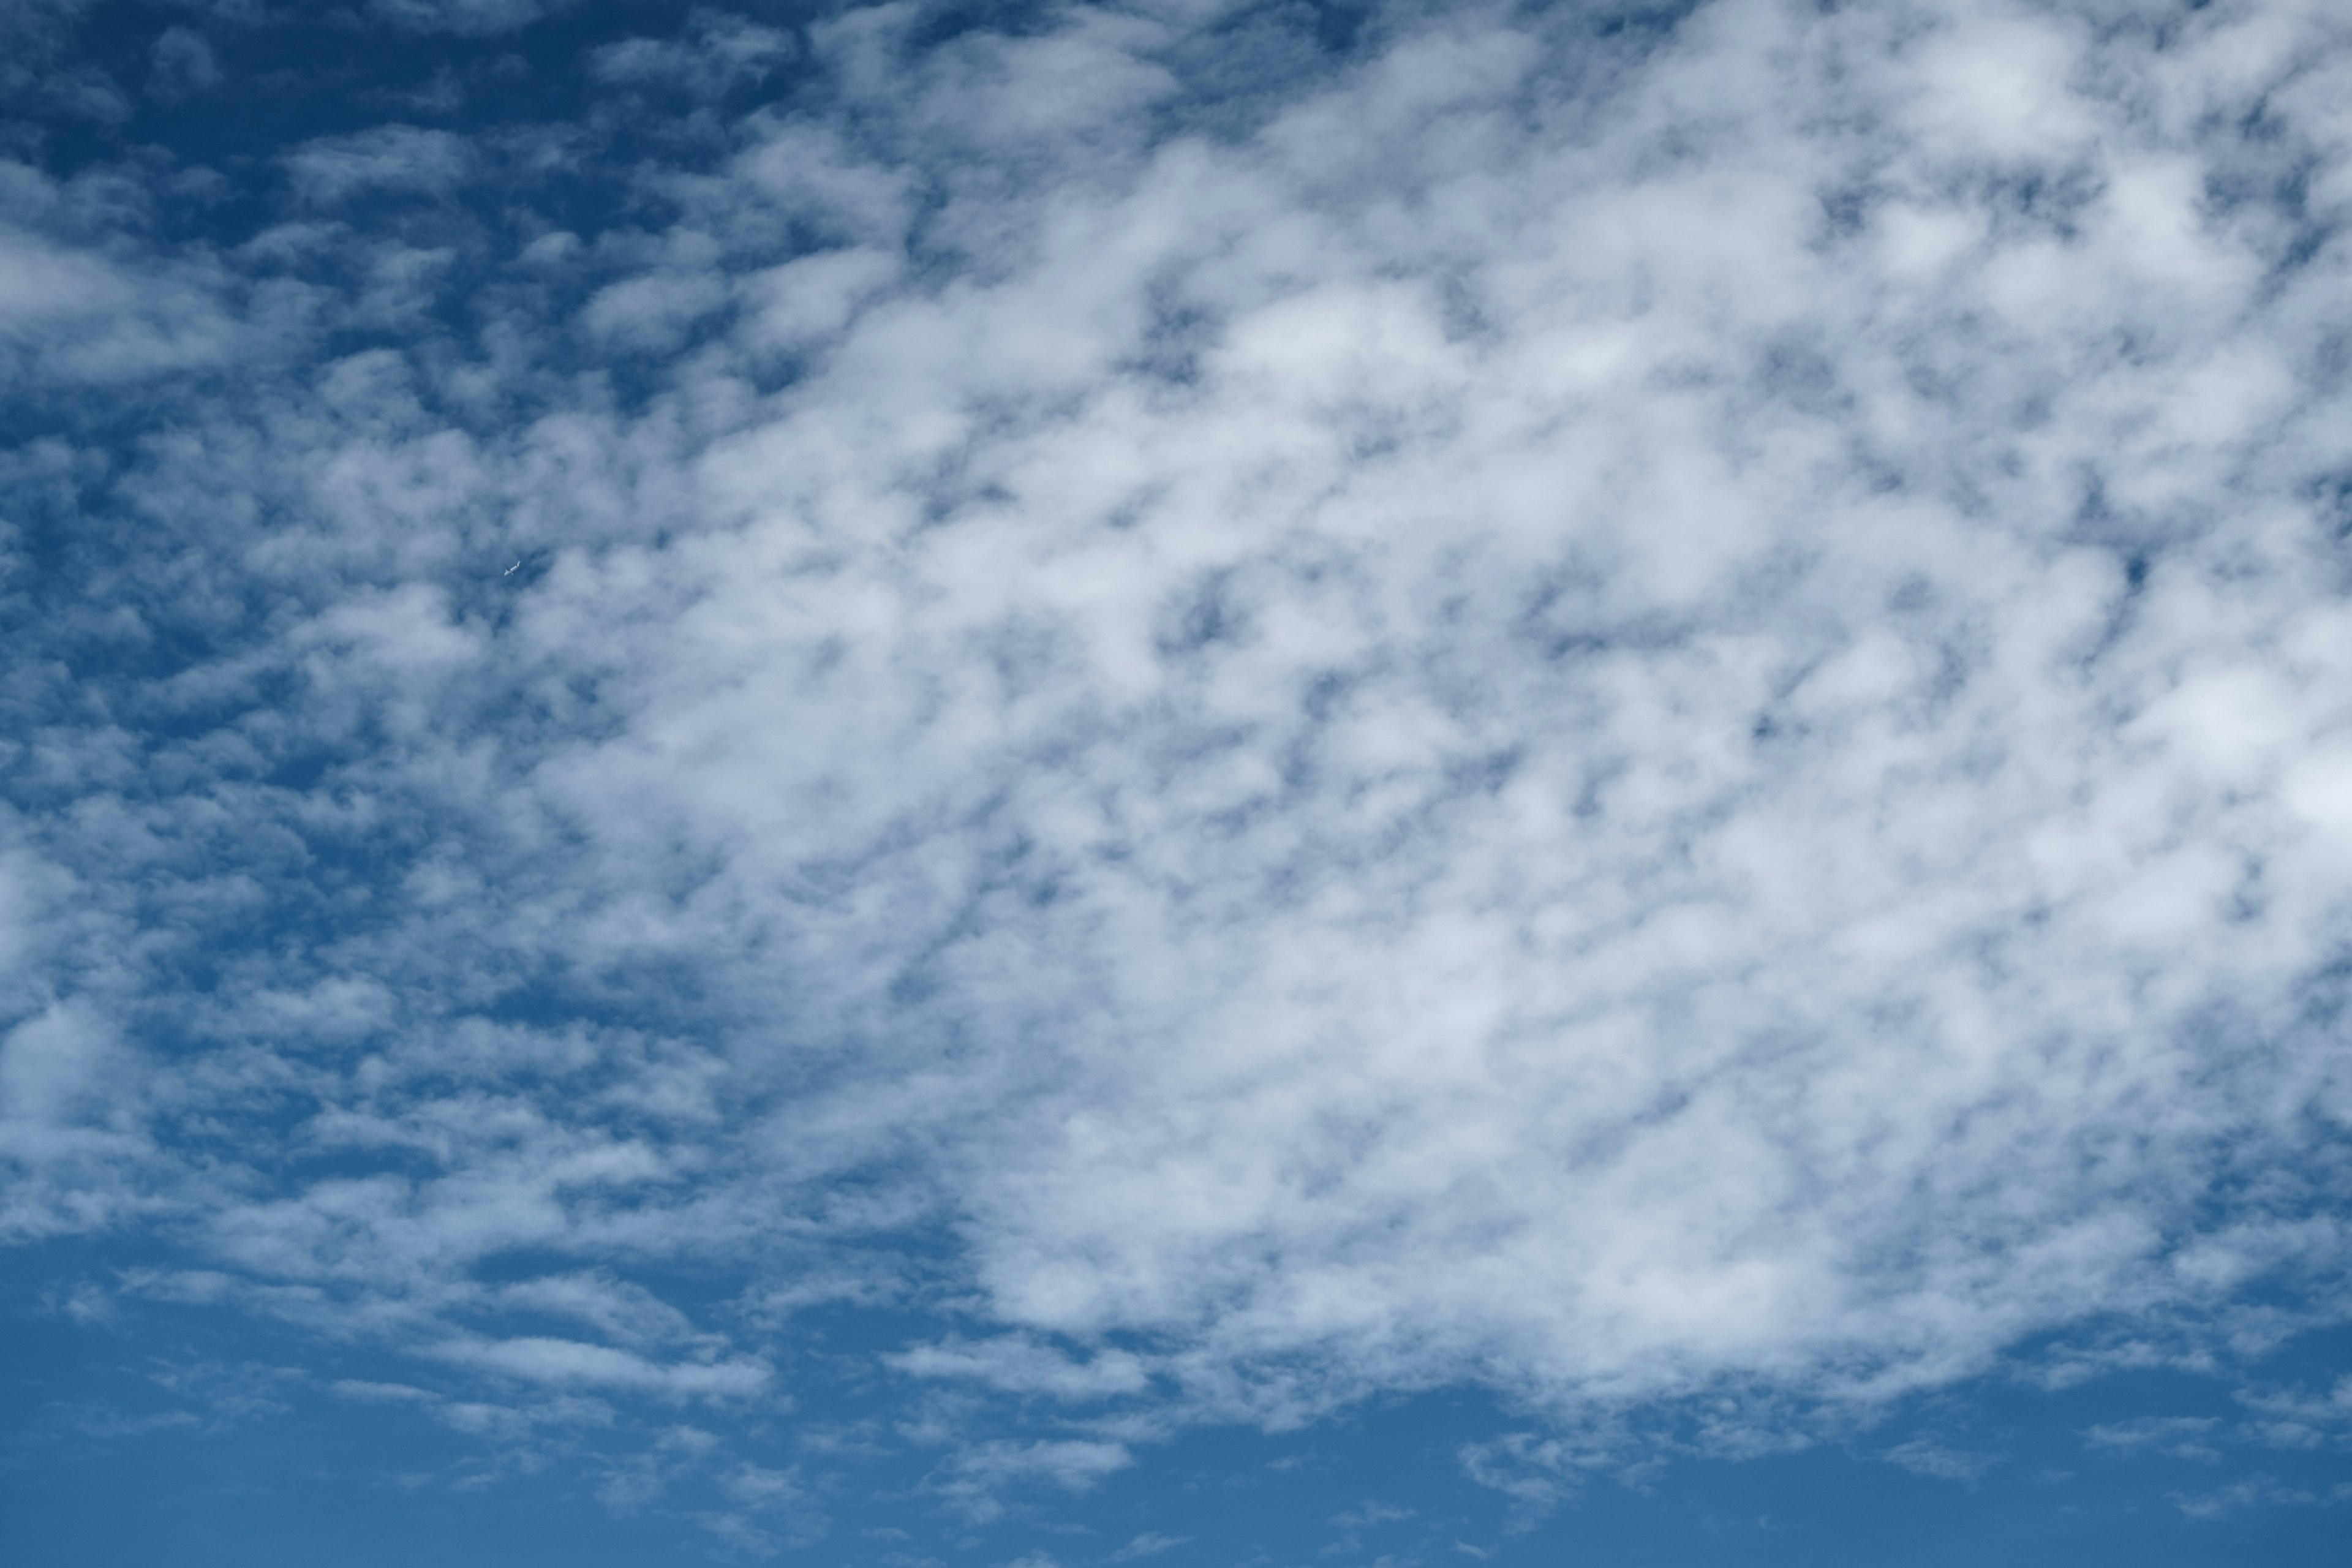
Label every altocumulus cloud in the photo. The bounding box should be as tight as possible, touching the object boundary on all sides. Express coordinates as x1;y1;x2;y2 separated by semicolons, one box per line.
5;0;2352;1535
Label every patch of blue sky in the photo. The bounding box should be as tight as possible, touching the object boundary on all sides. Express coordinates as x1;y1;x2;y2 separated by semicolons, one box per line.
8;0;2352;1561
10;1276;2352;1562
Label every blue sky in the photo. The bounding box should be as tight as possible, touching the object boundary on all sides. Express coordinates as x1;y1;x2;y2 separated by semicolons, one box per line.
4;0;2352;1561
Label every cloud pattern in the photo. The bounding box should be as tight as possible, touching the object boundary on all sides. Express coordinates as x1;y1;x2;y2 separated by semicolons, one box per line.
6;0;2352;1540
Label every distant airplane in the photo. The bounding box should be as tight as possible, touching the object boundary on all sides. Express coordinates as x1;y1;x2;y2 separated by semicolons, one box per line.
503;560;521;575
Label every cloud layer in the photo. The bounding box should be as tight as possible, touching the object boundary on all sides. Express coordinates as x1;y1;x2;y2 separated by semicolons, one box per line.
6;0;2352;1517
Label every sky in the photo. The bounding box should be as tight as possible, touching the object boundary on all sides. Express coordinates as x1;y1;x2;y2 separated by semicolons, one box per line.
3;0;2352;1561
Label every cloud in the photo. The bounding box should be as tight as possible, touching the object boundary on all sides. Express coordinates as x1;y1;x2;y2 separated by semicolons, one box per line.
429;1334;772;1400
0;998;153;1239
939;1439;1134;1518
890;1335;1153;1401
7;0;2352;1516
590;10;797;100
2236;1376;2352;1451
365;0;565;36
49;1401;202;1440
0;1;127;129
284;126;473;205
330;1378;439;1403
1883;1438;1994;1482
2172;1474;2331;1521
489;1271;702;1347
148;27;221;102
1105;1532;1186;1562
0;217;231;380
2084;1416;2223;1463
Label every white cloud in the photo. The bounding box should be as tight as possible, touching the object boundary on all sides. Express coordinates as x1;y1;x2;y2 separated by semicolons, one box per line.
366;0;562;36
951;1438;1134;1494
2173;1473;2329;1520
330;1378;439;1403
285;126;472;205
9;0;2352;1506
1106;1531;1186;1562
1883;1437;1994;1481
591;11;796;99
429;1334;772;1400
0;998;152;1238
0;217;230;379
148;27;221;101
891;1335;1153;1401
2084;1415;2222;1462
